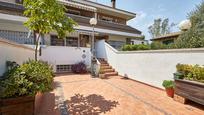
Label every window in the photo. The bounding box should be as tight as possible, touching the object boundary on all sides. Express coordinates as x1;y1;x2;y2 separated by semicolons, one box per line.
80;35;90;47
126;38;131;45
50;35;78;47
108;40;125;50
65;37;78;47
162;39;174;45
67;9;80;15
56;65;72;73
101;16;113;22
51;35;64;46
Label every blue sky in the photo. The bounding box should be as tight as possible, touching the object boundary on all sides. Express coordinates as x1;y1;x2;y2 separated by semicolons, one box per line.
94;0;203;40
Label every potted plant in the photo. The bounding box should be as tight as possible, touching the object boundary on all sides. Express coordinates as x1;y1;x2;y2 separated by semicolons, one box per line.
162;80;175;98
0;60;54;115
99;68;106;79
174;64;204;105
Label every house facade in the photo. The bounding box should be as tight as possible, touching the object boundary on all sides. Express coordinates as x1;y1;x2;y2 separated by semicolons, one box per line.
150;32;182;45
0;0;142;73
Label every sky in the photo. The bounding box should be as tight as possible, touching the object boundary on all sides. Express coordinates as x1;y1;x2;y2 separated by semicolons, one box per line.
92;0;203;40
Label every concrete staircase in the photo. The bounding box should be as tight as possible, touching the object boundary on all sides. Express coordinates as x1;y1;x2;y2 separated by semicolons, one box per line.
98;58;118;77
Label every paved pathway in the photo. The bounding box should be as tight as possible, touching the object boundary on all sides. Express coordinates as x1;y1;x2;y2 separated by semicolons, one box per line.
38;74;204;115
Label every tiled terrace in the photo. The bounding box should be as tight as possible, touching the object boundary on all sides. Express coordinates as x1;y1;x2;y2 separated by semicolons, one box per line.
37;74;204;115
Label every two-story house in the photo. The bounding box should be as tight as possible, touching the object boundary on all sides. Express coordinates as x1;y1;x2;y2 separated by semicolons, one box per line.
0;0;142;73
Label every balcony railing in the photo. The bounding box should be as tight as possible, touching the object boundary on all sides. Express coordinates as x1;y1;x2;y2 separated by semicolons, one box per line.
0;30;35;44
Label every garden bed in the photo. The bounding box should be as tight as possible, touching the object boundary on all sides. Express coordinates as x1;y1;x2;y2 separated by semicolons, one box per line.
174;79;204;105
0;96;35;115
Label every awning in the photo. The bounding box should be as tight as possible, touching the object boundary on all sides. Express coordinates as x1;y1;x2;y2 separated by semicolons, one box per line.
69;30;99;36
59;0;97;12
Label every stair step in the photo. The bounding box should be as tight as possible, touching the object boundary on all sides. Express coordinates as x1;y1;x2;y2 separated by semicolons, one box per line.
98;58;118;78
105;72;118;77
102;69;115;73
99;61;108;64
101;63;109;66
98;58;106;61
101;66;112;69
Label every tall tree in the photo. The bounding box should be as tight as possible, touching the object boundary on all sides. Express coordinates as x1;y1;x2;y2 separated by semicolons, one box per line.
23;0;77;60
148;18;161;38
161;18;169;35
148;18;175;38
175;1;204;48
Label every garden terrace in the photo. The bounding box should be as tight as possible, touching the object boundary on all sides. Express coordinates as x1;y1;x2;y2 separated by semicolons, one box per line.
37;74;204;115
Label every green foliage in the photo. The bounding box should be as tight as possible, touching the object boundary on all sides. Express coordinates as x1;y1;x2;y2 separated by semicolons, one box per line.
122;45;133;51
148;18;175;38
0;60;54;99
189;1;204;27
23;0;77;38
137;44;150;50
122;44;150;51
162;80;175;88
148;18;162;38
3;61;19;77
175;28;204;48
175;1;204;48
176;64;204;83
150;42;176;50
121;42;177;51
150;42;166;50
23;0;77;60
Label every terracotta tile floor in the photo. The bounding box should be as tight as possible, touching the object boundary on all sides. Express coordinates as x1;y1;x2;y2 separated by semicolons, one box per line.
38;74;204;115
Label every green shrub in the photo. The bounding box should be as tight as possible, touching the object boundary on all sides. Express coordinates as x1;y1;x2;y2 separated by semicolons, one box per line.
122;45;132;51
162;80;175;88
176;64;193;76
122;43;176;51
122;44;150;51
176;64;204;83
150;42;166;50
132;45;138;50
166;43;176;49
137;44;150;50
0;60;54;99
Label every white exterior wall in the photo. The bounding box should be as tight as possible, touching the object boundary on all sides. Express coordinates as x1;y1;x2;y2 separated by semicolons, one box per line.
39;46;91;72
96;40;107;59
0;39;34;76
96;40;204;89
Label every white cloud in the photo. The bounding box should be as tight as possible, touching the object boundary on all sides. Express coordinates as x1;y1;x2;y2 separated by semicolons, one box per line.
129;11;147;25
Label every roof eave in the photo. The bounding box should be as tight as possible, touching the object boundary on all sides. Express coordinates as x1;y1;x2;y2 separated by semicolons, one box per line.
74;0;136;20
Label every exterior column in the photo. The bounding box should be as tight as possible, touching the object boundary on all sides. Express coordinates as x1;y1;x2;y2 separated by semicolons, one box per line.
78;32;80;47
95;12;97;19
64;38;66;46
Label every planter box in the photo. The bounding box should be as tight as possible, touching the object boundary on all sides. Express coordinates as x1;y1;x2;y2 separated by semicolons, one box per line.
174;79;204;105
0;96;35;115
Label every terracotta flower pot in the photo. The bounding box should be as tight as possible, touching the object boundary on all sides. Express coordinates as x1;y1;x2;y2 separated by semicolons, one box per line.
165;87;174;98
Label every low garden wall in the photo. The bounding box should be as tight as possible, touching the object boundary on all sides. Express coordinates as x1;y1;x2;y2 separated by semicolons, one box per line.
0;38;34;76
96;40;204;89
39;46;91;72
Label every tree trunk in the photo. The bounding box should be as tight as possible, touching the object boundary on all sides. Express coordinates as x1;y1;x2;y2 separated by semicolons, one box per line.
35;33;41;61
